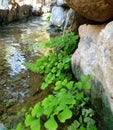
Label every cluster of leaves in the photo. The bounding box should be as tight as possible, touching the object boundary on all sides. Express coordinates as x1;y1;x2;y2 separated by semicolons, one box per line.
25;32;79;90
16;32;97;130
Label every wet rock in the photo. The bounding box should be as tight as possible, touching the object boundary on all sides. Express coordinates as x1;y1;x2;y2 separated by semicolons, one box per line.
18;5;32;19
72;21;113;130
0;9;8;24
0;123;8;130
8;4;32;22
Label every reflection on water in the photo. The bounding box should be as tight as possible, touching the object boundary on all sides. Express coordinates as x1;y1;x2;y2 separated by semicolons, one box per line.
5;46;26;76
0;15;49;76
0;14;50;127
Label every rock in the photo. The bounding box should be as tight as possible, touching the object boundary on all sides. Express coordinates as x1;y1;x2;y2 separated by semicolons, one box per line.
0;0;9;9
63;9;96;33
18;5;32;19
63;8;76;32
0;10;8;24
57;0;67;6
71;21;113;130
50;5;68;27
66;0;113;22
32;4;43;16
0;123;8;130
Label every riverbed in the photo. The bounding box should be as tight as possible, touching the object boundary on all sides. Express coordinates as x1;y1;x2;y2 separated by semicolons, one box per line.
0;14;50;129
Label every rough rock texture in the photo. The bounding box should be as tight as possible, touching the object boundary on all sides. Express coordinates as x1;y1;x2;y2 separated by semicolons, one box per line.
63;9;95;33
72;22;113;130
0;0;44;24
0;10;9;24
50;6;68;27
57;0;68;6
50;0;97;33
66;0;113;22
8;4;32;22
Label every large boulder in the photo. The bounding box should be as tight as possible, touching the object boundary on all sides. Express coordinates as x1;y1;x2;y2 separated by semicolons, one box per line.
63;9;95;33
8;4;32;22
71;21;113;130
66;0;113;22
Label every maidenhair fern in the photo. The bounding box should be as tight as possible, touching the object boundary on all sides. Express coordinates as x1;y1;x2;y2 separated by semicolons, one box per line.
16;32;97;130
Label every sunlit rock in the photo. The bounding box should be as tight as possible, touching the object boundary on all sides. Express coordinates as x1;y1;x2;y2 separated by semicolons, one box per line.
0;0;9;9
66;0;113;22
72;21;113;130
57;0;67;6
50;5;68;27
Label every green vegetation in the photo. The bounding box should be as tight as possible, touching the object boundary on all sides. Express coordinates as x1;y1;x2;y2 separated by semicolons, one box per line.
46;14;51;21
16;32;97;130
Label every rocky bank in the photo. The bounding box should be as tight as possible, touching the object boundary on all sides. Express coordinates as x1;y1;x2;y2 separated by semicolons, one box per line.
0;0;49;25
50;0;113;129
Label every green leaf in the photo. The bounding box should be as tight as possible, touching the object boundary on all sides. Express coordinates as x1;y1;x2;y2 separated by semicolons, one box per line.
41;82;48;90
30;119;40;130
42;95;55;108
58;53;63;60
51;67;57;73
44;116;58;130
42;95;57;117
68;120;80;130
31;103;43;118
62;79;68;86
67;81;74;89
63;56;71;63
80;126;86;130
43;105;54;118
58;107;72;123
87;119;97;130
25;115;34;127
16;123;23;130
64;63;70;70
54;81;62;90
75;82;83;90
57;63;63;70
76;92;84;100
83;83;90;89
54;103;66;115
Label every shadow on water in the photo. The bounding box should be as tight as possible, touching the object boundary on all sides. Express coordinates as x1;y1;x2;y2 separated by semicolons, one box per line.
0;14;50;128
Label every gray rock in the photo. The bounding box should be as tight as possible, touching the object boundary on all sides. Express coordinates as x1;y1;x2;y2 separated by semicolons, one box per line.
57;0;67;6
50;5;68;27
71;21;113;130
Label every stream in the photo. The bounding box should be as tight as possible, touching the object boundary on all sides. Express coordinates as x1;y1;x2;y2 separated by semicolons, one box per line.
0;14;50;129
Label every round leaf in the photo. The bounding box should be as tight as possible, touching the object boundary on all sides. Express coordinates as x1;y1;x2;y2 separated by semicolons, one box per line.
44;116;58;130
58;107;72;123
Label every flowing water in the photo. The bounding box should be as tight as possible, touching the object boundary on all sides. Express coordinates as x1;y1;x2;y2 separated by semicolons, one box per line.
0;14;50;128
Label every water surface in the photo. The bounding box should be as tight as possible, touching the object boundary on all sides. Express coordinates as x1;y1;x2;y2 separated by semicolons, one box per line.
0;14;50;128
